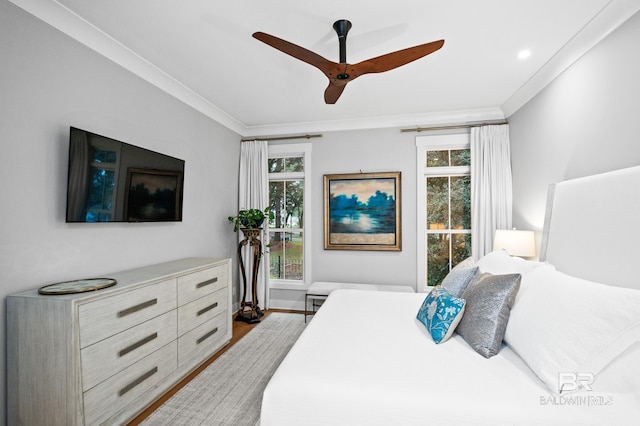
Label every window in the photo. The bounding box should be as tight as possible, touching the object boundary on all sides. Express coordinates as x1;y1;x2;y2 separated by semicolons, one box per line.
267;143;312;286
416;133;471;290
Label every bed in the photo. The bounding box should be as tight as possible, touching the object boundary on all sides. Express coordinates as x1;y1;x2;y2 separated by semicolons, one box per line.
260;166;640;426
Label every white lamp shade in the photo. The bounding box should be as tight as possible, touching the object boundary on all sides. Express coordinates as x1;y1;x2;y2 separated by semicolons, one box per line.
493;229;536;257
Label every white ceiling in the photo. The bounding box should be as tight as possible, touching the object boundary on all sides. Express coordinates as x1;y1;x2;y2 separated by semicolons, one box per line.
10;0;640;137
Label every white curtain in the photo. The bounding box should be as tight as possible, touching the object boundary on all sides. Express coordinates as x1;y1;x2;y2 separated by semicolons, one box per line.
238;140;270;308
471;124;513;259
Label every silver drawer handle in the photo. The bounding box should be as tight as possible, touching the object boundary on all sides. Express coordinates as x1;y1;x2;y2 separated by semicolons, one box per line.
196;277;218;289
117;298;157;317
118;366;158;396
197;302;218;317
118;332;158;358
196;327;218;345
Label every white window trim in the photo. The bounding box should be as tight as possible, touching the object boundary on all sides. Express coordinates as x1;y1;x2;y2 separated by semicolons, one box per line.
416;132;470;292
267;142;312;290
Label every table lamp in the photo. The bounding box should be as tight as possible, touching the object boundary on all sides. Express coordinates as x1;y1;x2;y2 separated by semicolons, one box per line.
493;229;536;258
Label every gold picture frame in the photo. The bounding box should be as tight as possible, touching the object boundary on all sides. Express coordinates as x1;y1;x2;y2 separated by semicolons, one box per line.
324;171;401;251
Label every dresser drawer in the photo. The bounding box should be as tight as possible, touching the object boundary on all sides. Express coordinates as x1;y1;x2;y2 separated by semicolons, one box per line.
178;313;228;366
177;265;227;306
78;278;177;348
83;341;177;426
81;310;177;391
177;287;227;336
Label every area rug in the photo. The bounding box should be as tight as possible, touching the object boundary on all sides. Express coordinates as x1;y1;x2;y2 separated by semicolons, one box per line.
141;313;306;426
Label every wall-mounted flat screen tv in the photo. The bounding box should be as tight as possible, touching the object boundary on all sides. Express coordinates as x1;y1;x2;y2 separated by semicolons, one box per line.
66;127;185;223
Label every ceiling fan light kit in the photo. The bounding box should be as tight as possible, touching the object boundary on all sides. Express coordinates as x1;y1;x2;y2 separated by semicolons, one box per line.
253;19;444;104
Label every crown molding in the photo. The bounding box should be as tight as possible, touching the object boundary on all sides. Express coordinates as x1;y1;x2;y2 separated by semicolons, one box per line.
240;107;506;138
502;0;640;117
6;1;503;137
10;0;638;136
8;0;247;135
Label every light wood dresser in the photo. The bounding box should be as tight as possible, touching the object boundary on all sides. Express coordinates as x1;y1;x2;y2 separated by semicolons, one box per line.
7;257;232;426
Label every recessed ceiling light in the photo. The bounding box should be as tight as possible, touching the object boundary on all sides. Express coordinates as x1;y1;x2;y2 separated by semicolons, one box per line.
518;50;531;60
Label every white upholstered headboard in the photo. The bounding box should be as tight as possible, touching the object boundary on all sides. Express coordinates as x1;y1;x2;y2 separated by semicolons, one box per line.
541;165;640;290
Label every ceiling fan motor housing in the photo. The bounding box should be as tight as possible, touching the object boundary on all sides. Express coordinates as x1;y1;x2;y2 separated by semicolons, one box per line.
333;19;352;66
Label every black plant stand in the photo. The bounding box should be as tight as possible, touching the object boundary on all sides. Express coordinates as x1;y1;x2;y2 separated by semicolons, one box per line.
235;228;265;324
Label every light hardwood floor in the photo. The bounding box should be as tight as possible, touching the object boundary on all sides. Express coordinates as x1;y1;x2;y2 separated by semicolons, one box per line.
127;309;298;425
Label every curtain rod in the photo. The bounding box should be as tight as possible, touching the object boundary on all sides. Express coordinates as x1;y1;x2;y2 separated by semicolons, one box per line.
240;134;322;142
400;120;508;133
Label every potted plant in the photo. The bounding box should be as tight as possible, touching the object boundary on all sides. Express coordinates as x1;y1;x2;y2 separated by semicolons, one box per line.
229;207;274;324
228;207;274;232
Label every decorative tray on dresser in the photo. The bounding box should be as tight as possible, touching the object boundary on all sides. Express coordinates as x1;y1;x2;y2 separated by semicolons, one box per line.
7;257;232;426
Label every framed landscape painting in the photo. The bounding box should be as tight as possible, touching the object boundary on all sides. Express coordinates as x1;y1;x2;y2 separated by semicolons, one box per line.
324;171;401;251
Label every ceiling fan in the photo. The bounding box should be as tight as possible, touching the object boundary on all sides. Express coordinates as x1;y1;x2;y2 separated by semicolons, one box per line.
253;19;444;104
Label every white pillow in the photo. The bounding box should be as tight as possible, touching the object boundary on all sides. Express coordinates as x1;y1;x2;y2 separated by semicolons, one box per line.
504;265;640;394
477;249;545;276
594;341;640;393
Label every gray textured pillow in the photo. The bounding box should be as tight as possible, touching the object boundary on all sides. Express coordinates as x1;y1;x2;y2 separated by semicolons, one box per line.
441;257;479;298
456;272;521;358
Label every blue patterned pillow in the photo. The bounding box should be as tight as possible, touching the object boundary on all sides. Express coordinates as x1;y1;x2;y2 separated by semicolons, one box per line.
416;286;466;344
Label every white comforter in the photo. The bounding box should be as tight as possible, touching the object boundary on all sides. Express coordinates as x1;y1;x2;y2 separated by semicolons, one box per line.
261;289;639;426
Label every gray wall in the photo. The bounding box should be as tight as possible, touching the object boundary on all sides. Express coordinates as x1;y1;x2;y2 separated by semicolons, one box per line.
509;11;640;236
268;127;422;309
311;128;418;286
0;2;240;422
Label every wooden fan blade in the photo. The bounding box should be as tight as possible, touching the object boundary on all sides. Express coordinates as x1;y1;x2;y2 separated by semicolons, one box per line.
253;32;337;77
253;29;444;104
324;81;348;104
353;39;444;76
